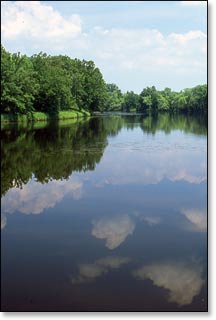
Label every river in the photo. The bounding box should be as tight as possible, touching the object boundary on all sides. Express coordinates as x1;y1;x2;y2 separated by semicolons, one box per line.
1;112;207;311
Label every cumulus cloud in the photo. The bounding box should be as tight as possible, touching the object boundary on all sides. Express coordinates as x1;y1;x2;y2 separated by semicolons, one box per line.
71;256;130;284
133;260;204;306
89;27;206;74
1;1;82;40
181;208;207;232
168;30;206;46
1;2;206;68
91;214;135;249
1;1;206;90
1;176;83;215
1;214;7;230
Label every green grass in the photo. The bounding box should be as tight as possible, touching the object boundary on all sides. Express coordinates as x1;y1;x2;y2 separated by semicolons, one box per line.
1;109;90;123
56;110;90;120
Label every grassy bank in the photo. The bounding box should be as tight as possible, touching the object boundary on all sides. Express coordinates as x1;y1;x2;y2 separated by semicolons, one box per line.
1;109;91;123
1;117;90;131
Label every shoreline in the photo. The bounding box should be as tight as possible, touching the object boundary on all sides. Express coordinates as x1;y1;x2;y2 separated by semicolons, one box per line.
1;110;91;123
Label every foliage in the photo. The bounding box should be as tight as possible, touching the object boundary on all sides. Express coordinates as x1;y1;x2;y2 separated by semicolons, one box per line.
1;46;39;115
104;83;123;111
121;91;141;112
1;46;207;117
1;46;106;116
140;86;158;112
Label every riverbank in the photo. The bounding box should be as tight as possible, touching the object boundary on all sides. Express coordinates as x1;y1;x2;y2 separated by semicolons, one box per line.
1;110;91;123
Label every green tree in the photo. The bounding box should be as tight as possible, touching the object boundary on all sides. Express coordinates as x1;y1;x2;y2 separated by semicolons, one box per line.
31;53;73;115
157;93;169;111
140;86;159;112
1;46;207;116
122;91;141;112
1;46;38;115
104;83;123;111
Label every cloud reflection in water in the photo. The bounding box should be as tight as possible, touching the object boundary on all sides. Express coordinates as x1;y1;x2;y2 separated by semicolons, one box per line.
133;260;204;306
71;256;131;284
91;214;135;249
1;176;83;215
1;214;7;230
180;208;207;232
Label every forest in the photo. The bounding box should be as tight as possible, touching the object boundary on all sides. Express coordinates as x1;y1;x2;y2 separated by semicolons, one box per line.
1;45;207;117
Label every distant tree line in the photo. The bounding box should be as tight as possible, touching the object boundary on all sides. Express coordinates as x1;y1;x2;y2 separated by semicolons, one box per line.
106;84;207;114
1;46;207;115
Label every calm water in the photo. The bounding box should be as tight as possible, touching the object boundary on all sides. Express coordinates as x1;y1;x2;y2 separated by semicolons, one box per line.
1;113;207;311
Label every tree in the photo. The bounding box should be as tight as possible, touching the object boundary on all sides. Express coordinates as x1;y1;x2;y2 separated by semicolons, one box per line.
140;86;159;112
122;91;141;112
104;83;123;111
1;46;38;115
31;53;73;114
157;93;169;111
172;92;187;111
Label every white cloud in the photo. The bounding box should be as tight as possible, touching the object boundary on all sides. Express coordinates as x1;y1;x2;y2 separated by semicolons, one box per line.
133;260;204;306
71;256;130;284
87;27;206;75
1;1;207;91
181;208;207;232
1;2;206;69
168;30;206;46
1;1;82;40
92;214;135;249
1;176;83;215
180;1;207;7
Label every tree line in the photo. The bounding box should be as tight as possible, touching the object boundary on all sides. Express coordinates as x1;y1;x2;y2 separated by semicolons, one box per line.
106;83;207;114
1;45;207;116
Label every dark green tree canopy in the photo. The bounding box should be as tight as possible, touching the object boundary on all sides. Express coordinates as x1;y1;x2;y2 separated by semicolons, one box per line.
1;45;207;116
1;46;107;115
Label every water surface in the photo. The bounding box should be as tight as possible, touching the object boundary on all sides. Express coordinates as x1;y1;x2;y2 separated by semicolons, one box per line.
1;113;207;311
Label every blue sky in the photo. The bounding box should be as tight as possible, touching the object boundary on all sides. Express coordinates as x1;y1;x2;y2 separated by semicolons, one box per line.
1;1;207;93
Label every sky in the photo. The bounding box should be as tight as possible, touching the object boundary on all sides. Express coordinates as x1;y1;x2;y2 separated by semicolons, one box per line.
1;1;207;93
